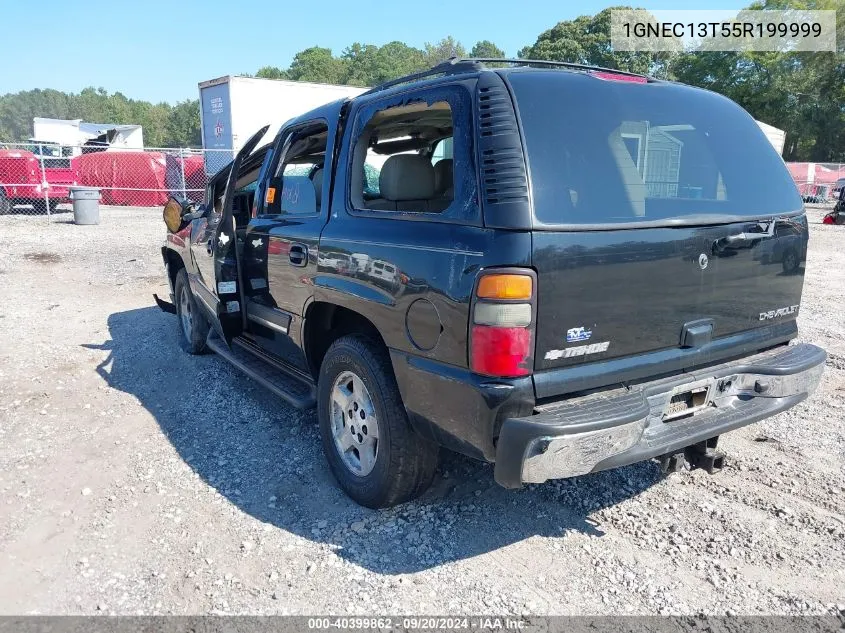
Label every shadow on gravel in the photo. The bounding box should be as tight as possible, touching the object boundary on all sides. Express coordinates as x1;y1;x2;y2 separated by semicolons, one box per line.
87;306;664;575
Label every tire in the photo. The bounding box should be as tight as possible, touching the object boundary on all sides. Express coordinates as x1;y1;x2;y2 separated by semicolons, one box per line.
0;190;10;215
174;268;209;354
317;334;438;508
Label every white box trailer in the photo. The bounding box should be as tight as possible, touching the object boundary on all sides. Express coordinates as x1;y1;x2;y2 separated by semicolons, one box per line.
199;75;368;174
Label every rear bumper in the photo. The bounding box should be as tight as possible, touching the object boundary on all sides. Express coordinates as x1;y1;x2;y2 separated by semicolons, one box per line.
494;343;826;488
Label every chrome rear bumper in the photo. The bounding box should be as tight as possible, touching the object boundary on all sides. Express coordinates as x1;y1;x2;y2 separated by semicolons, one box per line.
494;343;826;488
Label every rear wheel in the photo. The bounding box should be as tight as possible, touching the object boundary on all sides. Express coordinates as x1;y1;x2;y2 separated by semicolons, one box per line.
0;190;10;215
174;268;209;354
317;335;438;508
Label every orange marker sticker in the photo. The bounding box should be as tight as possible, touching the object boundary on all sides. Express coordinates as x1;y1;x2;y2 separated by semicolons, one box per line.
266;187;276;204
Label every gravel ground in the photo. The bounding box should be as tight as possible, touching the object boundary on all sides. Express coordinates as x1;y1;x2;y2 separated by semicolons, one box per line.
0;206;843;616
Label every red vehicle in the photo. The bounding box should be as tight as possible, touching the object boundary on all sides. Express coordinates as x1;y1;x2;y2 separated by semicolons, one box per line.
0;148;75;214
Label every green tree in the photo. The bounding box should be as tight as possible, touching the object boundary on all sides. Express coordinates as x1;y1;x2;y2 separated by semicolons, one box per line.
138;102;171;147
0;89;74;141
342;43;382;86
375;41;427;78
166;100;202;147
256;66;289;80
342;41;427;86
673;0;844;160
518;7;675;77
287;47;348;84
423;36;467;65
0;87;203;148
470;40;506;58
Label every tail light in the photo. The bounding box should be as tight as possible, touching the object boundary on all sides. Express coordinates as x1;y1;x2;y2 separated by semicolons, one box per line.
470;271;535;377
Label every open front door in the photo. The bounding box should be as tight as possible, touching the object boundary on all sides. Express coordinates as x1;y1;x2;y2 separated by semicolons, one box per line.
211;125;270;345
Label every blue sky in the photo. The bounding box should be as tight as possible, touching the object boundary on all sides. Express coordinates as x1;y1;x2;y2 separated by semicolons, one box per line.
1;0;748;104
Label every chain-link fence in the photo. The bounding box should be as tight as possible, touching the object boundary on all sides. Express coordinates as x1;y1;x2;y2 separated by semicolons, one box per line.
0;141;232;219
788;162;845;204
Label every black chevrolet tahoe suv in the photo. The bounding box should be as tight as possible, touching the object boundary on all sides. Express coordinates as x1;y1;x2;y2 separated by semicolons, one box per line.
158;58;826;508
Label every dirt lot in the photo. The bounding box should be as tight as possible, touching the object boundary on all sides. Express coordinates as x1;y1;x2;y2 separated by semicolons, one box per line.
0;207;843;616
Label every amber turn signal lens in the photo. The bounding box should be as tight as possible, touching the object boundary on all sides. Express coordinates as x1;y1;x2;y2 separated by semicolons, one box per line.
163;198;183;234
477;274;533;300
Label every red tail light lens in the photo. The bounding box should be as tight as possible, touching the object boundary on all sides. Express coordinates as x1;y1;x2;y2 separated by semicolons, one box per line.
469;271;535;378
590;71;648;83
471;326;532;377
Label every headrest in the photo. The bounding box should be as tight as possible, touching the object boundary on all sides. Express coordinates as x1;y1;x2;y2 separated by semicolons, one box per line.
379;155;435;201
312;168;323;205
433;159;454;194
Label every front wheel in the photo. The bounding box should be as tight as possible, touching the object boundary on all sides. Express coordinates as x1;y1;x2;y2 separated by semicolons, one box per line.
174;268;209;354
317;335;438;508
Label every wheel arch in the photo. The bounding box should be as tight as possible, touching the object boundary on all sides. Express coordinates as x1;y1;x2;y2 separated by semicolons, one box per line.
162;246;187;295
303;301;389;380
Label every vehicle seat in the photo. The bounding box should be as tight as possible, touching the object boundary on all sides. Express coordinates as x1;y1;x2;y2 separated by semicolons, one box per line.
312;168;323;207
430;159;453;212
367;155;435;212
433;159;453;198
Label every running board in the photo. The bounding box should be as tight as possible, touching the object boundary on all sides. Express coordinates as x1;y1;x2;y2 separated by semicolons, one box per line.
206;332;316;409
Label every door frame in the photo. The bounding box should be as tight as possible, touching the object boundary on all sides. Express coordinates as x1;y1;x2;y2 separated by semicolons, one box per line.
209;125;270;345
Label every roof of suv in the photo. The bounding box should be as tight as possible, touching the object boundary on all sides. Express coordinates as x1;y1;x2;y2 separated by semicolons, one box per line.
282;58;661;133
359;57;658;99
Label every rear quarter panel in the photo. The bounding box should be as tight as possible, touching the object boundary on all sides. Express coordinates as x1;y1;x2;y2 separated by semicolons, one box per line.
316;218;530;367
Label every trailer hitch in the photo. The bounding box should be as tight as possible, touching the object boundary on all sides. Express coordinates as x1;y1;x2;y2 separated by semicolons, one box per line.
685;437;725;474
658;437;725;475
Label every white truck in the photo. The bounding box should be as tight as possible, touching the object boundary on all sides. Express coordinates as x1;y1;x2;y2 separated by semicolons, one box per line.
198;75;368;175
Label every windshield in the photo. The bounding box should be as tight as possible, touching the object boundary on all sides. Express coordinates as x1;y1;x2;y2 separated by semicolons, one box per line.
506;70;802;226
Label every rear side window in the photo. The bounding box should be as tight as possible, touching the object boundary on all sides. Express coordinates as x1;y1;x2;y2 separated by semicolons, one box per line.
507;71;802;226
351;101;454;213
345;83;479;223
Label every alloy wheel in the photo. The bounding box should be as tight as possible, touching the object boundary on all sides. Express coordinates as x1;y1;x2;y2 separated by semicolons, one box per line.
329;370;380;476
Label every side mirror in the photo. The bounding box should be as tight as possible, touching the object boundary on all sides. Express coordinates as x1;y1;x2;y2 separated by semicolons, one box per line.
162;196;196;234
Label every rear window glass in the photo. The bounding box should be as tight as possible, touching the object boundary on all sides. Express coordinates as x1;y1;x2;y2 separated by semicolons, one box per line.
507;71;802;226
